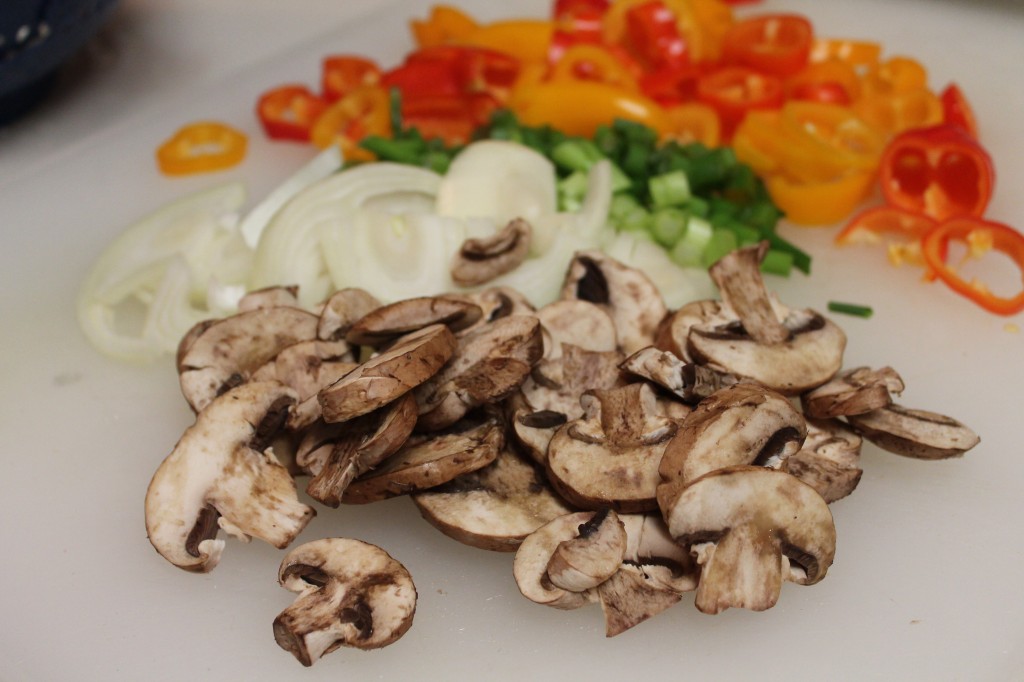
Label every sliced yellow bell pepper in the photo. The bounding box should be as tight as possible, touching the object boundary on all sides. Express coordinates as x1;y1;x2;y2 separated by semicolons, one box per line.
513;80;670;137
457;20;555;64
767;170;876;226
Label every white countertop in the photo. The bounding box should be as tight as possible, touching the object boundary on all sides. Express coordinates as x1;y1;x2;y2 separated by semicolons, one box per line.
1;1;1023;681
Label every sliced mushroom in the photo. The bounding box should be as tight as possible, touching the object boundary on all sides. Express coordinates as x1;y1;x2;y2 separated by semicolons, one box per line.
302;392;419;508
346;296;482;347
546;383;677;513
145;381;316;572
411;443;574;552
342;412;504;504
687;307;847;395
450;218;532;287
459;286;537;334
546;509;627;592
274;538;417;666
415;315;543;431
661;465;836;614
782;418;863;503
708;243;790;345
251;340;357;401
178;307;320;412
560;250;668;355
536;299;618;359
654;300;731;363
846;404;980;460
620;346;738;404
319;324;457;424
317;288;381;341
512;511;607;610
597;514;697;637
801;366;905;419
511;344;625;465
657;383;807;511
237;285;300;313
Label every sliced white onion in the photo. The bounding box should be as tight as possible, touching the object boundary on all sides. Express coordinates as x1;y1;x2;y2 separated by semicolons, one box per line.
599;231;715;309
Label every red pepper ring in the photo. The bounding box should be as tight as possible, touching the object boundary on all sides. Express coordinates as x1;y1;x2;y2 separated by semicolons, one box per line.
156;121;247;176
256;85;329;142
879;123;995;222
922;217;1024;316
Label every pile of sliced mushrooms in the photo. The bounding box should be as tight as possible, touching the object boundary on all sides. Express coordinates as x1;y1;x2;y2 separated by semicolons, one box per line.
144;241;979;666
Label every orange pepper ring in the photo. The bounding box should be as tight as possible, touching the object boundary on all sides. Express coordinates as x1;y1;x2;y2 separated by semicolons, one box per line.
156;121;247;176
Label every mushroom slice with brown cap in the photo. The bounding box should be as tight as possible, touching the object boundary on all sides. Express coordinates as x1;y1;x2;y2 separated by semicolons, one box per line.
342;412;504;504
511;344;625;464
237;285;300;313
415;315;543;431
302;393;419;508
661;465;836;614
620;347;738;404
597;514;698;637
846;404;980;460
411;443;574;552
178;307;320;412
274;538;417;666
536;299;618;359
657;383;807;511
145;381;316;572
251;340;357;401
546;508;627;592
317;287;381;341
319;324;457;424
687;307;847;395
512;511;612;610
546;383;677;513
345;295;482;347
801;366;905;419
460;286;536;332
654;299;732;363
708;243;790;345
560;250;668;355
450;217;532;287
782;418;863;503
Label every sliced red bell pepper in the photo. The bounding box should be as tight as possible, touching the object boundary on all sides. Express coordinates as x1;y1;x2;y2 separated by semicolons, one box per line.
402;46;520;99
696;66;783;139
922;217;1024;315
836;205;938;245
624;0;690;71
256;85;329;142
553;0;610;35
721;14;813;77
321;56;381;102
940;83;979;140
403;91;500;144
639;64;702;105
879;123;995;222
156;121;247;175
381;60;464;99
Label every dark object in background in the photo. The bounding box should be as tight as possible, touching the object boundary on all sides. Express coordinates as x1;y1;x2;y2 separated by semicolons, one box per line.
0;0;118;125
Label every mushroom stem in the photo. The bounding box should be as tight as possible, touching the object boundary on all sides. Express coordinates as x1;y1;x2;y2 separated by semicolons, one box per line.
708;242;790;346
693;524;787;614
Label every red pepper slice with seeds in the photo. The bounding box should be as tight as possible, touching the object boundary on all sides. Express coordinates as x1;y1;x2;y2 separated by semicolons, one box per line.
256;85;329;142
721;14;813;78
922;217;1024;316
879;123;995;221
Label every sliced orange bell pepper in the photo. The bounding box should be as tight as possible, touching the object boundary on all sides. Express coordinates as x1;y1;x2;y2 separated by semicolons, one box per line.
513;80;669;136
663;102;720;147
786;58;861;105
603;0;734;64
766;169;875;225
549;43;640;90
781;101;886;172
310;85;390;161
411;5;479;47
853;88;943;136
457;21;555;63
156;121;247;176
809;38;881;69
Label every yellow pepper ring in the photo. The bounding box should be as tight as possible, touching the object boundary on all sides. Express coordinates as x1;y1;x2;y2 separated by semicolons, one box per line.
156;121;247;176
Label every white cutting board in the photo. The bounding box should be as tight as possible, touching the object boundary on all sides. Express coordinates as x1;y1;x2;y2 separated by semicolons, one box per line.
1;0;1022;680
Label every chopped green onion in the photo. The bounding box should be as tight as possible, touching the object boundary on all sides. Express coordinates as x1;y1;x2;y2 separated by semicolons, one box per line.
670;216;714;267
649;170;691;209
701;229;739;268
617;206;651;233
649;208;689;247
760;249;794;277
828;301;874;318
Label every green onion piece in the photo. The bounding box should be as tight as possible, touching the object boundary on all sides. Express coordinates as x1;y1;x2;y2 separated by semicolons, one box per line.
670;215;714;267
616;206;651;233
701;229;739;268
649;170;692;209
764;233;812;274
760;249;794;277
684;195;710;218
649;208;689;247
827;301;874;318
557;171;590;211
551;139;604;172
716;219;761;246
388;87;404;137
358;136;425;165
610;193;642;220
